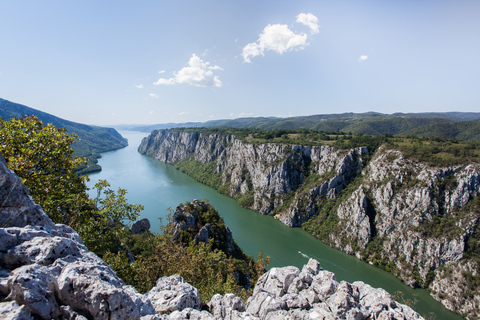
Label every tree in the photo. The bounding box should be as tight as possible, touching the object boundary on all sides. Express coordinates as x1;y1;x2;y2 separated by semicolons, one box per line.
0;115;91;224
81;180;143;255
0;116;141;257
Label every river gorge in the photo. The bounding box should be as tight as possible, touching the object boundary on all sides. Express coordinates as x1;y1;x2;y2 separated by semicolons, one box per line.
87;131;464;320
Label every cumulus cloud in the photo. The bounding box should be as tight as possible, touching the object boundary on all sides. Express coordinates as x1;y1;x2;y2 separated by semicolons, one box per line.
242;24;307;63
154;54;223;87
296;13;319;34
242;13;319;63
358;55;368;62
134;84;144;89
149;93;158;98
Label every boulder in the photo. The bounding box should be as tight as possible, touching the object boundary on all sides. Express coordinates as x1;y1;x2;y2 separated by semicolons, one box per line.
146;275;201;314
130;218;151;234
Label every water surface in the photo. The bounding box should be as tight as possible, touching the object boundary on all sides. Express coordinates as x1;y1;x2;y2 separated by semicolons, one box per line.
87;131;463;320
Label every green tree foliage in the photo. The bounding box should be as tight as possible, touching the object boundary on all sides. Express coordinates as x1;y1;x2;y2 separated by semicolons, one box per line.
0;115;91;224
0;116;267;301
0;116;140;257
80;180;143;256
104;202;270;302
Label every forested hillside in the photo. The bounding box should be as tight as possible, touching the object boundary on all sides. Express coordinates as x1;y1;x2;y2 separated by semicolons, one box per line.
0;98;127;173
125;112;480;142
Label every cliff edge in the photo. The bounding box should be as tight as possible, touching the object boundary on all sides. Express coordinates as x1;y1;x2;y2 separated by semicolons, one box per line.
138;129;480;319
0;152;424;319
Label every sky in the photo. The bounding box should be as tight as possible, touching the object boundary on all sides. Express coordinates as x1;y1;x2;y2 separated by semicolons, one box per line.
1;0;479;125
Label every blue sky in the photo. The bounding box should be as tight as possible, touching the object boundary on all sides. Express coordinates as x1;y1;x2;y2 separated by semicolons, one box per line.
1;0;479;125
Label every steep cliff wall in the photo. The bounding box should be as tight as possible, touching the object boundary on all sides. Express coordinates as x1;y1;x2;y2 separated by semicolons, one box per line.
139;130;367;227
139;129;480;319
0;152;424;320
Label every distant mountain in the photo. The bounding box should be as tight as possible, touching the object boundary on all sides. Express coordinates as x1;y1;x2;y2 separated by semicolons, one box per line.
115;122;203;132
123;111;480;142
0;98;127;173
405;120;480;141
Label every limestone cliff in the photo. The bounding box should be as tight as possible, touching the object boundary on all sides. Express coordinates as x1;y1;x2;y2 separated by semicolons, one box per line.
0;152;423;319
139;129;480;319
139;130;367;227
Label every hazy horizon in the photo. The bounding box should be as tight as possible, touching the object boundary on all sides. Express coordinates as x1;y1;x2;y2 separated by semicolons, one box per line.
1;1;479;126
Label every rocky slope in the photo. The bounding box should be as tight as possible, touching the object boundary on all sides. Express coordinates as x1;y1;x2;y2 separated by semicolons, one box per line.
139;129;480;319
0;152;424;319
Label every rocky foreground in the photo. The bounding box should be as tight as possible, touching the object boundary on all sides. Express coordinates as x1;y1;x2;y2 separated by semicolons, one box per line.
0;154;424;319
139;130;480;318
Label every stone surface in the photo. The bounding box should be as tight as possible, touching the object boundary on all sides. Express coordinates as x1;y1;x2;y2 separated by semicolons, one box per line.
146;275;201;314
0;152;427;319
139;130;480;318
130;218;151;234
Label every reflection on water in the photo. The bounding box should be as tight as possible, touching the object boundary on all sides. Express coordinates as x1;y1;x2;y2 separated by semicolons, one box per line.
86;131;463;320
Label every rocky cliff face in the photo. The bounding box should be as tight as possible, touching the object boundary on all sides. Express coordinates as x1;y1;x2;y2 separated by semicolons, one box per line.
139;130;367;227
139;129;480;319
0;152;424;319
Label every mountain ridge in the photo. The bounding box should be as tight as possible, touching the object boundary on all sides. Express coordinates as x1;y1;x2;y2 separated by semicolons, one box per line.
0;98;128;173
120;112;480;142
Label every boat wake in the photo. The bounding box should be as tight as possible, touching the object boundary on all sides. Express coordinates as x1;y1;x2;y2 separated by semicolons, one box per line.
298;251;310;259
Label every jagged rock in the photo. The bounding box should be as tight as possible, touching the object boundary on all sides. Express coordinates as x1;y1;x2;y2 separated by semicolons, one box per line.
138;131;367;227
56;255;155;320
138;131;480;318
58;305;88;320
233;260;423;320
168;308;216;320
0;152;427;320
207;293;246;320
0;300;34;320
194;223;213;244
7;264;58;319
131;218;151;234
146;275;201;314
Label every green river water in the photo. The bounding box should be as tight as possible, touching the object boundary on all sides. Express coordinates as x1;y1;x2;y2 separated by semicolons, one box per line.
86;131;463;320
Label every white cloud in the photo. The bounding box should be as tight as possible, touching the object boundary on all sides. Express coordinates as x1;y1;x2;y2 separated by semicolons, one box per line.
179;111;190;116
149;93;158;98
158;70;166;74
154;54;223;87
242;24;308;63
241;13;319;63
296;13;319;34
358;55;368;62
134;84;144;89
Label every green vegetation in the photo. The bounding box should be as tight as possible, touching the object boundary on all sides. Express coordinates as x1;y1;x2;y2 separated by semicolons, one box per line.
302;175;365;242
138;111;480;142
106;201;269;302
0;115;142;258
174;155;223;189
0;98;127;174
0;116;266;303
170;127;480;166
386;136;480;167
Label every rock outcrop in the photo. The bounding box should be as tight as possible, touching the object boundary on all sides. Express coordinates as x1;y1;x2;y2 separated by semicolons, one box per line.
0;152;425;319
139;130;367;227
130;218;151;234
139;130;480;319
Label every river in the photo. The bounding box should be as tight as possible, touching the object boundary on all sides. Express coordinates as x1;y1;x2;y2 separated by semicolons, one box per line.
86;131;463;320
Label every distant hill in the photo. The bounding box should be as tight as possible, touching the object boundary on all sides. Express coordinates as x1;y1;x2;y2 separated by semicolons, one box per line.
123;111;480;142
405;120;480;141
0;98;127;173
